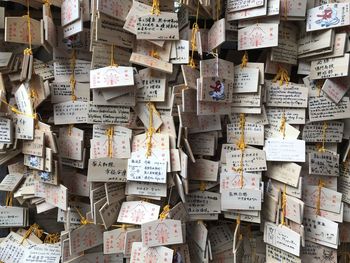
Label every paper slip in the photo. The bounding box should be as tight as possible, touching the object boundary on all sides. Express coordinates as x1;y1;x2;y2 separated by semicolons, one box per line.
53;101;88;125
266;244;301;263
188;133;215;156
303;213;339;248
61;0;80;26
310;54;350;80
226;148;267;172
232;66;259;93
5;17;43;45
221;188;262;211
308;96;350;122
96;0;132;21
220;170;261;191
127;156;167;183
301;241;337;263
265;162;301;187
298;29;334;55
103;228;126;254
87;158;127;182
227;122;264;146
0;207;27;227
136;13;179;40
186;191;221;214
0;118;12;143
309;151;339;176
141;219;183;247
130;242;173;263
188;159;219;182
90;66;134;89
286;195;304;224
124;229;142;256
87;103;130;125
90;136;130;159
208;18;226;51
265;81;308;108
306;3;350;32
264;222;301;256
303;185;342;213
51;82;89;103
117;201;160;225
322;77;350;104
69;223;103;254
0;173;23;192
238;23;279;50
302;121;344;143
227;0;265;12
130;53;173;74
126;181;167;197
264;138;306;162
95;14;134;49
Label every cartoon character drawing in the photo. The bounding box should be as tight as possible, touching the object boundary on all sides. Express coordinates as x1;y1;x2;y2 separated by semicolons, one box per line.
315;7;340;27
209;80;225;101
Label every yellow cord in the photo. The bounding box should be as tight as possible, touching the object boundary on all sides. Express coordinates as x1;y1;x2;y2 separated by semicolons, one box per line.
281;185;287;225
316;180;325;215
107;126;114;158
273;66;290;86
151;0;160;15
146;102;160;158
241;51;248;68
24;0;32;54
318;122;328;153
159;204;170;220
189;0;200;68
279;112;286;139
70;49;77;101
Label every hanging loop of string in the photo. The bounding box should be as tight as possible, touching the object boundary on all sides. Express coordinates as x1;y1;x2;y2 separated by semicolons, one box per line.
241;51;248;68
150;48;160;59
236;215;243;240
279;111;286;139
0;98;36;119
316;79;324;97
189;0;200;68
44;233;60;244
70;49;77;101
5;192;13;207
216;0;221;21
146;102;160;157
43;0;52;17
159;204;170;220
23;0;32;55
235;113;246;188
75;207;93;225
199;181;206;192
316;179;325;216
151;0;161;15
110;44;118;67
107;126;114;158
20;224;43;245
273;65;290;86
281;184;287;225
318;121;328;153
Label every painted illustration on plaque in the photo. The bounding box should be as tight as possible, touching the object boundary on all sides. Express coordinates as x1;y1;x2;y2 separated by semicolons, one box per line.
209;80;225;101
315;7;340;28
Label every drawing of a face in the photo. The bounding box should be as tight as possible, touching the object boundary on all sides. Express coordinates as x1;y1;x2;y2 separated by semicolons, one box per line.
209;79;225;101
316;7;340;27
